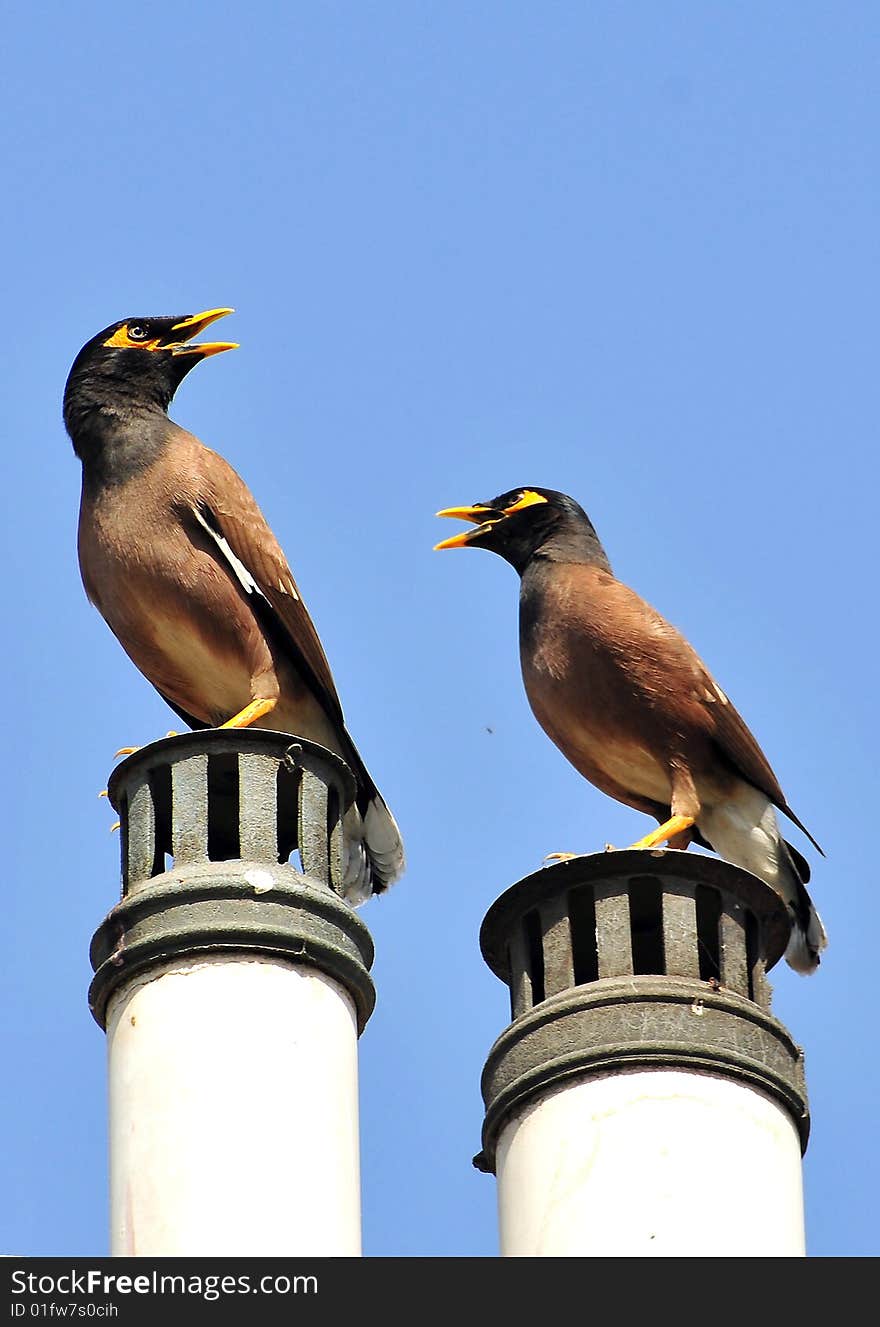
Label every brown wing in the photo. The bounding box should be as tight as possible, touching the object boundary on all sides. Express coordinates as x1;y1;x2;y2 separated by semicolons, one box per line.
196;448;345;725
697;664;823;854
571;568;822;854
630;585;825;855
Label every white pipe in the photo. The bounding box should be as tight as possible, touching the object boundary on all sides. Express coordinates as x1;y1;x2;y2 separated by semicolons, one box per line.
495;1069;805;1256
106;954;362;1256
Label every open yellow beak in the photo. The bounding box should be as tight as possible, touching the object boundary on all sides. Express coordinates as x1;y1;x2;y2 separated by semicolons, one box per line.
167;307;239;357
434;505;495;551
434;491;549;550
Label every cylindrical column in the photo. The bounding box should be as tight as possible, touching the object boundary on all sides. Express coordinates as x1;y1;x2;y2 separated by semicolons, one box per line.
89;730;375;1257
476;850;810;1257
106;957;361;1255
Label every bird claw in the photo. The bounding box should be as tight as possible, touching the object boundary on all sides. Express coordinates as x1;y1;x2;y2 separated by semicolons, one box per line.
114;730;179;759
109;820;120;834
544;846;617;862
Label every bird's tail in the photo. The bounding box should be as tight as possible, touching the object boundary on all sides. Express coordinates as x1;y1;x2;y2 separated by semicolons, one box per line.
697;786;827;975
339;795;405;905
337;734;406;905
364;792;406;891
780;838;828;975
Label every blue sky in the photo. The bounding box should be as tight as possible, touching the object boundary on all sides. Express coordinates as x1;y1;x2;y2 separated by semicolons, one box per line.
1;2;876;1257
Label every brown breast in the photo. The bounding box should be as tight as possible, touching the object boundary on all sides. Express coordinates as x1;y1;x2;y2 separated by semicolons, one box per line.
518;561;719;808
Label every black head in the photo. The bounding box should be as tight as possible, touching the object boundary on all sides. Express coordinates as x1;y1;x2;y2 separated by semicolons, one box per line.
63;309;237;445
434;486;611;574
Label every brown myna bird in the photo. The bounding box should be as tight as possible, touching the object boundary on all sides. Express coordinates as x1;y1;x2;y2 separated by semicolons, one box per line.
65;309;404;901
435;487;826;973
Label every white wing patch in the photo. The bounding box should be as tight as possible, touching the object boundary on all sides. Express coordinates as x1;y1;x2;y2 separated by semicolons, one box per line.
192;506;268;601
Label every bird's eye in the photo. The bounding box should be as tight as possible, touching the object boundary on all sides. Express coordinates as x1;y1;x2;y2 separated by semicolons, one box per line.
127;324;149;341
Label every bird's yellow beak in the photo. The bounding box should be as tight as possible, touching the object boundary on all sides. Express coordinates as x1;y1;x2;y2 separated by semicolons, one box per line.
166;308;239;358
434;505;496;551
433;490;548;550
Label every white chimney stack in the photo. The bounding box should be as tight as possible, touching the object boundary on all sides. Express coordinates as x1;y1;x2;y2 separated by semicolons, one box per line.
90;730;375;1257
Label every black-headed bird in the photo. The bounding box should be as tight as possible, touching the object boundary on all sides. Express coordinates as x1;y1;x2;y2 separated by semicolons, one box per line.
65;309;404;901
436;486;825;972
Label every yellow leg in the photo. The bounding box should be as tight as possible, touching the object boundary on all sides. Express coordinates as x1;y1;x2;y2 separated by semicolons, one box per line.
629;814;695;850
220;697;278;730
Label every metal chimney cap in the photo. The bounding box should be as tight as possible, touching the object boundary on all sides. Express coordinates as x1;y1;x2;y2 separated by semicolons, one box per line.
90;728;376;1033
474;851;810;1171
106;727;357;813
480;848;793;979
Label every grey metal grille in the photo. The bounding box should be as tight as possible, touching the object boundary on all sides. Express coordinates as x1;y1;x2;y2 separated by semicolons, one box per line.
106;730;357;898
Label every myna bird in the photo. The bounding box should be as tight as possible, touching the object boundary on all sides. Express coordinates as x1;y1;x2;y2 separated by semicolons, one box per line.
65;309;404;901
435;487;826;973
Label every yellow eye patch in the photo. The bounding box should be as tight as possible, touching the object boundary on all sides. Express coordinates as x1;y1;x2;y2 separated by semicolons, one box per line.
103;325;162;350
504;490;548;515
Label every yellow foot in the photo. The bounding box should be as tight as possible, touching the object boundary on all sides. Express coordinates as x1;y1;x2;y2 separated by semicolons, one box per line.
220;698;278;730
109;820;120;834
629;814;695;850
